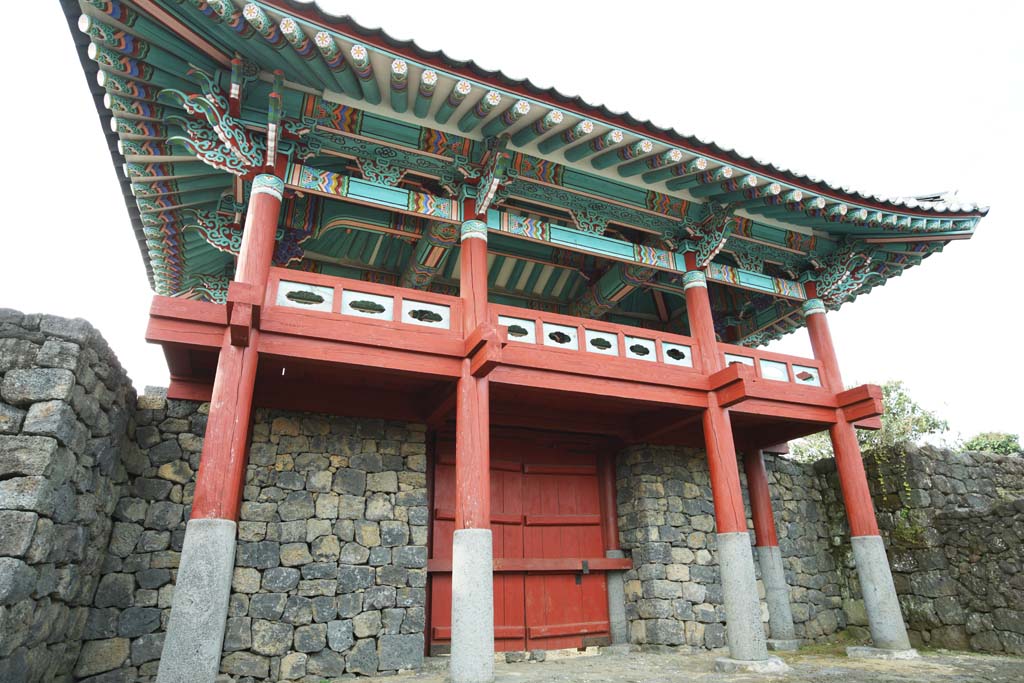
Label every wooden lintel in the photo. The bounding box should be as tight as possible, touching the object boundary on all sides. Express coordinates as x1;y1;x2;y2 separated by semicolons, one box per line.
836;384;883;408
853;416;884;430
843;399;884;423
167;377;213;402
709;362;753;390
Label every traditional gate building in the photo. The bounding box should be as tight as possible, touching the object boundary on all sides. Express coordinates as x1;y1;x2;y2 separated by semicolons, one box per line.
58;0;986;680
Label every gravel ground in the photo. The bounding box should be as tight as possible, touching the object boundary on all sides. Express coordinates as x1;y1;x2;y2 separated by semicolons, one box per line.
395;645;1024;683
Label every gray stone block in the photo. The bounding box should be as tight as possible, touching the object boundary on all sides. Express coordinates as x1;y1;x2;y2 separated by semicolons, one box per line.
118;607;161;638
236;541;280;569
131;633;165;665
144;502;183;531
283;596;313;625
309;649;347;677
327;619;354;652
74;638;129;678
0;477;54;515
379;633;424;671
312;596;337;623
279;652;307;680
261;566;299;592
1;368;75;406
0;558;37;605
220;651;269;678
39;316;95;345
147;439;182;466
223;617;252;652
94;573;134;609
346;637;378;675
251;619;293;656
0;510;37;556
249;593;287;621
0;401;25;434
294;623;327;653
0;436;62;479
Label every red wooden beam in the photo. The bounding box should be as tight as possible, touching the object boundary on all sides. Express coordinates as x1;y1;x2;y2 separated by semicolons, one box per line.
488;365;708;409
167;377;214;402
258;331;463;379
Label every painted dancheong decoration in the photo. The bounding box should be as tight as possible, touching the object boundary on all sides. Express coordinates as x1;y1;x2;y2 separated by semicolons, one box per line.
62;1;985;681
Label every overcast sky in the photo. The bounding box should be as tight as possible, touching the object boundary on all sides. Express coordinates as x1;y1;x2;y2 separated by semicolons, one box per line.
5;1;1020;440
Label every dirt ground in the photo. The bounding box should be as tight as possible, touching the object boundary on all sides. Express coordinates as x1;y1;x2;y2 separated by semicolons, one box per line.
399;645;1024;683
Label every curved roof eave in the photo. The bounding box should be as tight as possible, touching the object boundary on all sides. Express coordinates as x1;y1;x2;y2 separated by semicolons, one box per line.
272;0;988;220
60;0;155;289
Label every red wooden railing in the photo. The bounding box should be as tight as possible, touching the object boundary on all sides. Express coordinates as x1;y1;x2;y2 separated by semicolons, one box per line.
490;303;702;371
262;268;824;387
716;342;826;388
265;267;464;337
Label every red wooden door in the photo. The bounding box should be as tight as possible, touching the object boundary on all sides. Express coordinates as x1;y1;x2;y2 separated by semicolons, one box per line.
429;431;611;653
521;446;609;650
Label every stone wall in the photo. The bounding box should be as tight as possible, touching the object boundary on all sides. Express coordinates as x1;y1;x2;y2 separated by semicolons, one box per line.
221;409;428;680
0;310;139;682
830;445;1024;654
78;397;430;682
77;393;205;682
615;445;845;651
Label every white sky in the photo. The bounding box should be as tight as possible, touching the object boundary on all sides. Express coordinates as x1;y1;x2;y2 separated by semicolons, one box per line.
4;1;1021;440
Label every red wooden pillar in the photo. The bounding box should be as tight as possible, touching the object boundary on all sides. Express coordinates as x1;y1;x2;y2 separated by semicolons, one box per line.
192;174;283;520
599;453;621;552
450;212;494;682
743;450;779;548
801;291;879;536
743;449;798;646
683;258;768;664
801;290;912;652
681;257;745;535
158;174;284;683
454;213;490;531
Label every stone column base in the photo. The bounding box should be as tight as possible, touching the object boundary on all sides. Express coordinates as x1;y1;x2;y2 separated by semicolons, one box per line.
156;518;237;683
714;655;790;673
846;646;920;660
450;528;494;683
717;531;769;662
756;545;798;644
851;535;913;651
604;549;629;645
766;638;801;651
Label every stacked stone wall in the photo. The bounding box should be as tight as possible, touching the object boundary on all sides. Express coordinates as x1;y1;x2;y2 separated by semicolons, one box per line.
827;445;1024;654
77;397;430;682
615;445;845;651
0;310;139;682
220;409;428;680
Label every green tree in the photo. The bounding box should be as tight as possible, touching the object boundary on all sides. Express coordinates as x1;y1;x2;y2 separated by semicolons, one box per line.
789;380;949;462
963;432;1021;455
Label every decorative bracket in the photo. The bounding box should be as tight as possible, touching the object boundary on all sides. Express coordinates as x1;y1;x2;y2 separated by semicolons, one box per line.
358;156;406;187
160;67;320;178
802;239;879;307
572;207;611;236
182;208;312;267
474;137;513;215
728;239;771;273
683;204;743;268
